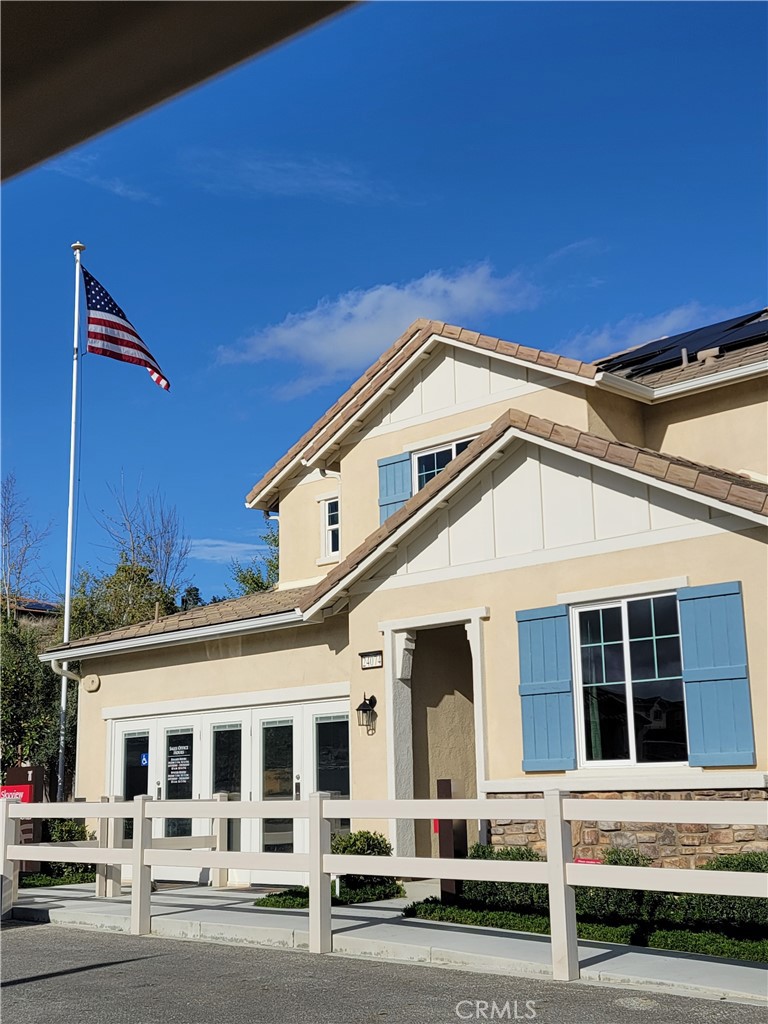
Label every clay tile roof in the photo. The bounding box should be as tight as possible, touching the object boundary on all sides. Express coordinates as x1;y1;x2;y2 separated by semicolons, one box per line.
47;586;314;655
245;320;599;508
298;410;768;615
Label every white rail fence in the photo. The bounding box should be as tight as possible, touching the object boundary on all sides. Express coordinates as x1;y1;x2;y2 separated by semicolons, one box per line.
2;792;766;981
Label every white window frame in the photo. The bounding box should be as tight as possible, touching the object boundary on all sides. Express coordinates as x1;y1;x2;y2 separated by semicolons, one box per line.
411;436;476;493
320;496;341;561
571;591;689;770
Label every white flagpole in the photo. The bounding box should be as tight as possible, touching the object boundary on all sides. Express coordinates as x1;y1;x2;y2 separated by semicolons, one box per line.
56;240;86;802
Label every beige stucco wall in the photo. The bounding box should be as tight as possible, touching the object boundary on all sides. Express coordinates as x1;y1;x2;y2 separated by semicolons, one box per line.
277;469;340;587
346;524;767;807
74;617;350;801
275;373;594;587
644;378;768;477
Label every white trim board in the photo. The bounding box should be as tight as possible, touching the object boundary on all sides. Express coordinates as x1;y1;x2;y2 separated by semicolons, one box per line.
351;514;748;596
557;577;689;604
101;681;351;721
481;771;768;793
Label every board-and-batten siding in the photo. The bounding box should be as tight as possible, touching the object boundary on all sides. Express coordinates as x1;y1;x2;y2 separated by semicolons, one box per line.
364;346;545;431
377;441;717;578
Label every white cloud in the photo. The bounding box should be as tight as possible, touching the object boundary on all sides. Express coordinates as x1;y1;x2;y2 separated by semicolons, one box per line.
49;153;160;205
220;263;541;396
560;301;747;363
185;149;395;204
189;539;267;564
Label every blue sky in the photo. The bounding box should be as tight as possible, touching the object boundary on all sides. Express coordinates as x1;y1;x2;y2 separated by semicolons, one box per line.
2;2;766;601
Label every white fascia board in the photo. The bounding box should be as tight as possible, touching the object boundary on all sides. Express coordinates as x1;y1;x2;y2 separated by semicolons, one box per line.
301;433;519;620
595;361;768;405
39;609;304;663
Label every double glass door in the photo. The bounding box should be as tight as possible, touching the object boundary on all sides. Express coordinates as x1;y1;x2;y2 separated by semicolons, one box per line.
112;700;350;884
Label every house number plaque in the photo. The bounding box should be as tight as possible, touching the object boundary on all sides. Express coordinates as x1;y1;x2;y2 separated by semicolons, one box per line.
359;650;383;670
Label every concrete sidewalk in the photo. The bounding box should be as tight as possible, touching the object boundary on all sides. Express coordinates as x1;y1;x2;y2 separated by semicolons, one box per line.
10;883;767;1005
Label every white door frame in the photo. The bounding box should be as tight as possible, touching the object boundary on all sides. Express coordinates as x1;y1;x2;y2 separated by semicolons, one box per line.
379;606;490;856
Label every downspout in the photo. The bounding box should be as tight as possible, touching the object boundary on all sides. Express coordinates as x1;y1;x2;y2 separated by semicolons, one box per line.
51;658;81;682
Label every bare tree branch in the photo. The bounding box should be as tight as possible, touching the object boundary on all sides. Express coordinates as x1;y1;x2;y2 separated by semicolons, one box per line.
1;472;53;618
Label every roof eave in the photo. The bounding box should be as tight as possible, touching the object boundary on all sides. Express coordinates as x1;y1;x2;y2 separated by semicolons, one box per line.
39;608;305;663
596;360;768;404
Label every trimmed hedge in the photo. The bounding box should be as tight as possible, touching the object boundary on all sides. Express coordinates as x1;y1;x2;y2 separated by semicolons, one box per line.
20;871;96;888
403;897;641;946
330;830;405;902
649;929;768;963
410;844;768;962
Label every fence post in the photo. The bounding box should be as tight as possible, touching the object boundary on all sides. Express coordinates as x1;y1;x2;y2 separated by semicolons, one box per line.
544;790;579;981
106;796;122;898
308;791;331;953
211;793;228;889
1;799;19;919
130;794;152;936
95;797;109;897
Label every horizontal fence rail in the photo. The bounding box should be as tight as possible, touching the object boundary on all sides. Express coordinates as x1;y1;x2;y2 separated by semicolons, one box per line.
2;789;766;982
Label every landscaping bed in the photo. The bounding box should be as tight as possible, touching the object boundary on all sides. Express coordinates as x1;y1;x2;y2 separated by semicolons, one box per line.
403;847;768;963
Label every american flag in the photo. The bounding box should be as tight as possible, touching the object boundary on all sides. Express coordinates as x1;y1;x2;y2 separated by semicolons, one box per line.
82;267;170;391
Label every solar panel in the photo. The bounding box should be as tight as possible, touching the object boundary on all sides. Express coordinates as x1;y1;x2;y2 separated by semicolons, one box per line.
596;309;768;379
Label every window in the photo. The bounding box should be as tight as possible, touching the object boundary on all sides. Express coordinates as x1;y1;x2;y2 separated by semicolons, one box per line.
413;438;474;491
574;593;688;766
322;498;340;558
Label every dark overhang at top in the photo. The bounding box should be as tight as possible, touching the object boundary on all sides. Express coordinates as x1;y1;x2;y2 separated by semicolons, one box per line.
2;1;354;181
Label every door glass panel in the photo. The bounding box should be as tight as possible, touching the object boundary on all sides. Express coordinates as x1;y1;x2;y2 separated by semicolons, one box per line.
213;724;241;851
316;714;350;839
165;729;193;837
122;733;149;840
262;720;293;853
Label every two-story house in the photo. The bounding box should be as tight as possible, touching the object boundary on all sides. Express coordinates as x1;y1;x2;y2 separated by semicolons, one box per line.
43;310;768;879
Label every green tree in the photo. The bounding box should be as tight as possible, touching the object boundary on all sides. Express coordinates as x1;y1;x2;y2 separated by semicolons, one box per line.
70;556;178;639
0;616;74;782
226;514;279;596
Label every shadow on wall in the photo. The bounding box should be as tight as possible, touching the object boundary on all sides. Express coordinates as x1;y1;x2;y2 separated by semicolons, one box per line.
410;625;478;857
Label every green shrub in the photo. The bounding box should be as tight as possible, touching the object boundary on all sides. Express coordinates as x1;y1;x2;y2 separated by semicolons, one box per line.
653;892;768;935
20;871;96;888
463;842;654;922
601;848;653;868
254;886;312;909
648;929;768;963
403;898;642;946
700;851;768;873
42;818;96;877
463;842;549;913
331;830;404;901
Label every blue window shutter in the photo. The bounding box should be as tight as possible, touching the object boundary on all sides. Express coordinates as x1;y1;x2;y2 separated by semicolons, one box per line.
378;453;412;524
516;604;576;771
678;581;756;767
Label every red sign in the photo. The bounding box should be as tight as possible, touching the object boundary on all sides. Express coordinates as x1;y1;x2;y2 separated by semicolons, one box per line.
574;857;602;864
0;784;33;803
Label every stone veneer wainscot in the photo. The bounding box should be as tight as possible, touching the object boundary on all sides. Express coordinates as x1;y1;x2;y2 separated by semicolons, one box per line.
489;789;768;867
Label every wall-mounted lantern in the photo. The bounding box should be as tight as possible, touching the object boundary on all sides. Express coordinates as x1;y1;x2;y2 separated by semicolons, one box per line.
356;693;377;735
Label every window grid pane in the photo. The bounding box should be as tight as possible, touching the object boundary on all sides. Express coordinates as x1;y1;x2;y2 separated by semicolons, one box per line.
577;595;687;766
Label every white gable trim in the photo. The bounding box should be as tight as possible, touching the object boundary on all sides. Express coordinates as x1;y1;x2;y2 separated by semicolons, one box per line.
304;334;594;470
302;429;765;620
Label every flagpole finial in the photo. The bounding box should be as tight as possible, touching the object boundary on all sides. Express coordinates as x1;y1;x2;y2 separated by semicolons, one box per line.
71;241;86;253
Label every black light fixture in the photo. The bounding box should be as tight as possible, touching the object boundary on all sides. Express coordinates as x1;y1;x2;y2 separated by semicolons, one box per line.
356;693;377;735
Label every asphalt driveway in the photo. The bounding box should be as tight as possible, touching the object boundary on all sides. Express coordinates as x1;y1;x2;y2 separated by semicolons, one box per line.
2;921;765;1024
